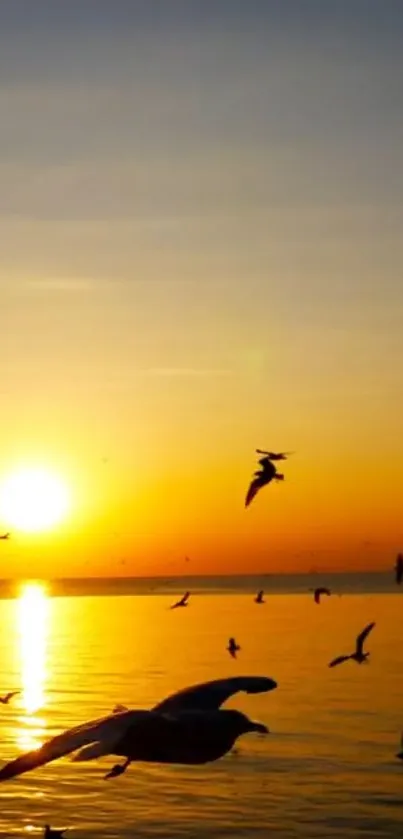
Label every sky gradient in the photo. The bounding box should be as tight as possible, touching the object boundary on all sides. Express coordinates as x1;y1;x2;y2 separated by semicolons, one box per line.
1;1;403;577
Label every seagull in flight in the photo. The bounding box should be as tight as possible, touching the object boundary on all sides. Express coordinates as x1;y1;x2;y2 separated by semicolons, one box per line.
0;691;20;705
227;638;241;658
0;676;277;782
328;622;375;668
0;533;10;540
313;587;331;605
245;450;289;507
395;554;403;585
255;590;265;604
170;591;190;609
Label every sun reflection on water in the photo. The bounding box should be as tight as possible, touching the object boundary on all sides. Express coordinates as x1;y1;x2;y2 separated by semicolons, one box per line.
17;581;49;750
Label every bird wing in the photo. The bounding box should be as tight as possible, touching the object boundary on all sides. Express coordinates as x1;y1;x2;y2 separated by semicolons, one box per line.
0;709;148;782
315;588;331;603
328;655;351;668
5;691;20;702
245;476;267;507
356;622;375;655
153;676;277;714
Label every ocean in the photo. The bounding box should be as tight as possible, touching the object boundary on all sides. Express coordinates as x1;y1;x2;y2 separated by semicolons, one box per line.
0;573;401;838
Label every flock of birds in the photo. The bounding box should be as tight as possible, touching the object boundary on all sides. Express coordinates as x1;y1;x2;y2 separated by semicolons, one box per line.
0;447;402;837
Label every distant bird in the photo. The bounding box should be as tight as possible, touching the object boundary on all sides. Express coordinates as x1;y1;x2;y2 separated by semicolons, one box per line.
0;691;20;705
396;734;403;761
227;637;241;659
0;533;10;540
328;622;375;668
255;590;265;604
245;451;288;508
395;553;403;585
313;587;331;605
44;827;66;839
0;676;276;782
170;591;190;609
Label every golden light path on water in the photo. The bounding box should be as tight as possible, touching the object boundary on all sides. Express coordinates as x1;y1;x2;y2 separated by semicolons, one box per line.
17;582;49;751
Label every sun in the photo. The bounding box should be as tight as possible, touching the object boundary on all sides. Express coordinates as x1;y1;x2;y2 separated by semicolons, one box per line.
0;468;70;533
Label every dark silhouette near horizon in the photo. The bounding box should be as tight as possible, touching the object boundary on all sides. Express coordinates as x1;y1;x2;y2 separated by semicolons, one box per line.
396;734;403;761
245;451;289;507
227;637;241;658
0;533;10;540
0;690;20;704
170;591;190;609
0;676;276;782
44;827;66;839
395;554;403;585
313;587;331;604
328;622;375;668
255;590;265;604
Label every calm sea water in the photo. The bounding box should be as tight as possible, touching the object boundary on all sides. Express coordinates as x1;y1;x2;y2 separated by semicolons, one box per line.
0;575;401;838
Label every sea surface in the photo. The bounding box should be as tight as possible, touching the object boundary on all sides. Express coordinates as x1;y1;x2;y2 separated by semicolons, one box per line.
0;574;401;838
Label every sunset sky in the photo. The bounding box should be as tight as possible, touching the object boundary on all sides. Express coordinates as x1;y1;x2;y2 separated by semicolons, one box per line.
1;1;402;577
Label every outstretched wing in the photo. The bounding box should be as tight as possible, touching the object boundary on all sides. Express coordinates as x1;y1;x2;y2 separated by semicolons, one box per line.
170;591;190;609
153;676;277;714
356;622;375;655
0;709;147;782
328;655;351;668
5;691;20;702
245;476;266;507
314;587;331;604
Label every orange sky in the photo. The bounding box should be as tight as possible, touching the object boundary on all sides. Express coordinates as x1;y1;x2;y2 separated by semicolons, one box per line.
1;3;402;577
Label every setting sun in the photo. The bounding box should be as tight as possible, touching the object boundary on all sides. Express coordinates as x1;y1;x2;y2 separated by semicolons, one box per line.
0;468;70;533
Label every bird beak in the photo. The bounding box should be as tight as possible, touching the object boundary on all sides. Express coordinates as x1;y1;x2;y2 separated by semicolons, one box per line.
250;721;269;735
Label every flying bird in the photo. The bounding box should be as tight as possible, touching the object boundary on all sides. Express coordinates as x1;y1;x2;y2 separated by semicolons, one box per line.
227;638;241;658
0;691;20;705
313;587;331;605
44;827;66;839
395;554;403;585
328;622;375;668
170;591;190;609
255;590;265;604
0;533;10;540
245;452;287;508
0;676;276;782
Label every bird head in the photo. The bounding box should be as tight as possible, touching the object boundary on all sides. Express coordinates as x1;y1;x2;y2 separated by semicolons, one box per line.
223;709;269;738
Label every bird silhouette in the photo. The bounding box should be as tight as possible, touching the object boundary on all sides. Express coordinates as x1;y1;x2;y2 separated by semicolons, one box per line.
0;533;10;540
395;554;403;585
170;591;190;609
328;622;375;668
227;638;241;658
255;590;265;604
0;676;276;782
245;452;287;508
44;827;66;839
313;587;331;605
0;691;20;704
